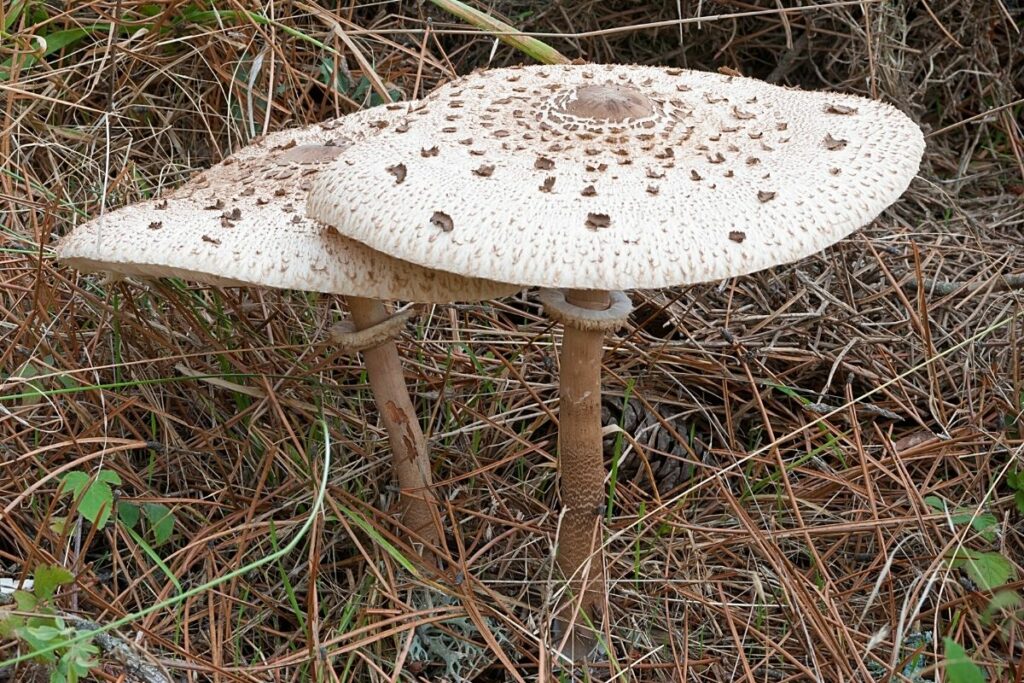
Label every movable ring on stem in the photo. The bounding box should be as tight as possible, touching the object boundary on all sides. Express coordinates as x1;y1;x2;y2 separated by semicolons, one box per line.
537;289;632;332
330;308;416;353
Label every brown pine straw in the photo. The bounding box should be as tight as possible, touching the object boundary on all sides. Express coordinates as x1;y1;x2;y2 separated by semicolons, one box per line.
2;0;1022;681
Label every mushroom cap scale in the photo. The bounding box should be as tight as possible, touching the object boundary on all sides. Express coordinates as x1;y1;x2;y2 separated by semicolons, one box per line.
307;64;925;291
56;107;518;304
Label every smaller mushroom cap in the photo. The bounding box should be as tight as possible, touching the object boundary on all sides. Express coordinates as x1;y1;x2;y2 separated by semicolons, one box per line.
56;107;518;303
307;64;926;291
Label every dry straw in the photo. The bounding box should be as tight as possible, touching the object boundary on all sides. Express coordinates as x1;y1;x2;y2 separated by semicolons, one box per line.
1;0;1021;681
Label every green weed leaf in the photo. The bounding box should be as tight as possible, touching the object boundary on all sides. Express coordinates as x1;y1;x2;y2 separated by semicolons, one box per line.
33;564;74;602
58;472;89;498
59;471;121;528
16;623;58;664
117;502;140;529
25;624;64;641
981;589;1022;624
48;515;68;535
943;637;986;683
13;589;37;611
949;548;1016;591
0;612;23;638
926;496;999;541
9;361;47;405
143;503;175;546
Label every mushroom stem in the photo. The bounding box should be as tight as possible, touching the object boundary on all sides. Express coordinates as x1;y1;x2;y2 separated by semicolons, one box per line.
555;288;610;617
346;296;441;557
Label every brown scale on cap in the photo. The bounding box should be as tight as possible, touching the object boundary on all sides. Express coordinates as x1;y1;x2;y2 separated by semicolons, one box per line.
586;212;611;230
824;133;849;150
431;211;454;232
386;164;407;184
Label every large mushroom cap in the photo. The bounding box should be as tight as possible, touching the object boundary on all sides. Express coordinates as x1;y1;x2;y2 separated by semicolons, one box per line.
56;107;518;303
307;64;925;290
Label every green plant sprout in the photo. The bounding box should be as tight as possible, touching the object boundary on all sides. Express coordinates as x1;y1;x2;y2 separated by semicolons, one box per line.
0;565;99;683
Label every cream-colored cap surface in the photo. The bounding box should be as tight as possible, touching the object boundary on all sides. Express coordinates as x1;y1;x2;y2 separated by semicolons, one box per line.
307;64;925;290
56;107;517;303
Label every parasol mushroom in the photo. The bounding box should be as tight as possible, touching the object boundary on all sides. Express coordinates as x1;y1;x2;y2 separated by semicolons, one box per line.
56;106;518;556
305;64;925;628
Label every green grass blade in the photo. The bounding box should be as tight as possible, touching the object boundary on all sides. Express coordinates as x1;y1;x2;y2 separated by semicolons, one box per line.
0;25;112;80
122;524;182;594
339;507;418;576
3;0;29;32
606;379;636;523
428;0;569;65
0;420;334;668
268;522;307;631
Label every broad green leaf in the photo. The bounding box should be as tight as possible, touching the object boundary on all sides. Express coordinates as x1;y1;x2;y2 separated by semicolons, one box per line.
96;471;121;486
926;497;999;541
68;640;98;673
76;481;114;528
943;637;986;683
10;361;45;405
950;549;1015;591
949;510;999;541
59;471;115;528
982;589;1022;624
117;502;140;529
0;612;24;638
143;503;175;546
17;627;57;662
58;472;90;499
25;624;64;640
971;515;998;542
33;564;74;602
13;589;37;611
48;515;68;535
